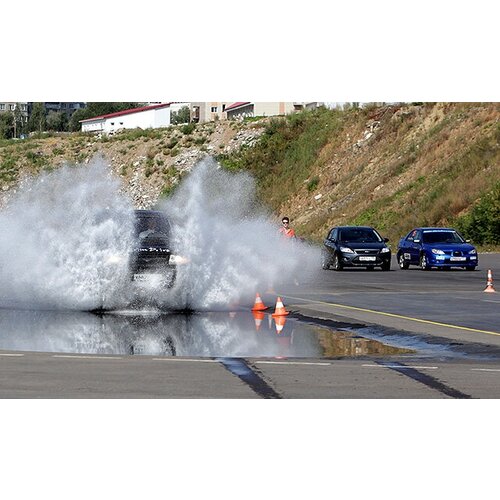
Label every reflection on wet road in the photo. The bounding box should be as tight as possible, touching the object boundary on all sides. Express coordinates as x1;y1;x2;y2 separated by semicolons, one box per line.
0;309;411;358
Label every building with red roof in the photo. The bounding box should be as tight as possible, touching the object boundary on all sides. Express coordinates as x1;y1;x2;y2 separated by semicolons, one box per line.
80;102;190;134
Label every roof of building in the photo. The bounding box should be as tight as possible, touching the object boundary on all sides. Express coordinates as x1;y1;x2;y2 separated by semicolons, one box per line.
79;103;172;123
224;102;252;112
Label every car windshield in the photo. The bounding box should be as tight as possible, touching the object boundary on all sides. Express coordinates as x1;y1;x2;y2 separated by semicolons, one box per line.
134;215;171;240
422;231;464;244
338;228;382;243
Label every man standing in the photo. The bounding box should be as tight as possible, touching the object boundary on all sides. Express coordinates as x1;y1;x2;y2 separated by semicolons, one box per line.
279;217;296;239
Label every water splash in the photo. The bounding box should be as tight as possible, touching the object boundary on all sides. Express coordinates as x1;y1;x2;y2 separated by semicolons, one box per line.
160;157;321;310
0;156;321;311
0;159;134;310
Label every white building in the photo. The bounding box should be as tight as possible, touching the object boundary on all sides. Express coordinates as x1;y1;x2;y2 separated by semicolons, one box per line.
79;102;190;134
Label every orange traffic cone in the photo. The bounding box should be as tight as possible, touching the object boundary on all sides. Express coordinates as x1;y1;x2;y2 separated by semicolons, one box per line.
251;293;269;311
252;311;265;331
484;269;496;293
274;315;287;335
272;297;289;317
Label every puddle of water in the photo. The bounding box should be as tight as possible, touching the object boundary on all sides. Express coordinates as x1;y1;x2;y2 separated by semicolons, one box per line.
0;309;412;358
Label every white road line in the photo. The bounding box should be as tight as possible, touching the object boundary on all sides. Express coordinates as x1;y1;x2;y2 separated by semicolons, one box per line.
362;364;438;370
471;368;500;372
0;353;24;357
52;355;123;360
256;361;331;366
152;358;218;363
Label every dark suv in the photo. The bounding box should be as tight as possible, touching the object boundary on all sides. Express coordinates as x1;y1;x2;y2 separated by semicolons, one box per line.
129;210;180;287
321;226;391;271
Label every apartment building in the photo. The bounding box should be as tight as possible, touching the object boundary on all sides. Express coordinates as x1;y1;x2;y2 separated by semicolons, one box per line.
190;102;230;123
0;102;29;119
224;102;296;120
43;102;86;116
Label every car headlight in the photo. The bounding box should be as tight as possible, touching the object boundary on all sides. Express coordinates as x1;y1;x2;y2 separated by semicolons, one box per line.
431;249;445;255
339;247;355;254
169;254;190;265
380;247;390;253
469;249;477;255
105;254;126;264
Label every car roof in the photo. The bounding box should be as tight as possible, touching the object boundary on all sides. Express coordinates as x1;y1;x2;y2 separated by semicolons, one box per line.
330;226;375;230
134;209;167;218
413;227;457;231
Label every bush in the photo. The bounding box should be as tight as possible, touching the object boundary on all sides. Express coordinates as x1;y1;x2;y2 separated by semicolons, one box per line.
307;176;319;192
455;182;500;244
181;123;196;135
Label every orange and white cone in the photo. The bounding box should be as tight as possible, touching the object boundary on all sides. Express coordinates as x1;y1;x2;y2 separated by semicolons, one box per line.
252;310;265;331
274;315;287;335
484;269;496;293
272;297;289;317
251;293;269;311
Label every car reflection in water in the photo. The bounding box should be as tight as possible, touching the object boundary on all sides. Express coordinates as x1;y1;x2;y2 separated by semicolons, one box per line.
0;310;413;358
0;309;324;358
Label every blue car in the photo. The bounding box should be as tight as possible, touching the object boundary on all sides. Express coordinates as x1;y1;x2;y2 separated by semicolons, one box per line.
396;227;478;271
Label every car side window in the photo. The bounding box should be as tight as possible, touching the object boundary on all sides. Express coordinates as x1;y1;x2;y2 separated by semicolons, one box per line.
406;230;417;242
329;229;338;241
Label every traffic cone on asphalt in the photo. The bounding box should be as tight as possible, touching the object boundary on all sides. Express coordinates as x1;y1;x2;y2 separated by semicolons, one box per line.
252;311;265;331
484;269;496;293
251;293;269;311
274;315;287;335
272;297;289;317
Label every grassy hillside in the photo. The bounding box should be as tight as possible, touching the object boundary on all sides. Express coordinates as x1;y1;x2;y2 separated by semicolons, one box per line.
219;103;500;248
1;102;499;249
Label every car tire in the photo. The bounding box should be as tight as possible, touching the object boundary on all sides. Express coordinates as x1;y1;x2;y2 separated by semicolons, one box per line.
381;261;391;271
420;253;431;271
398;253;409;270
321;252;331;270
333;254;343;271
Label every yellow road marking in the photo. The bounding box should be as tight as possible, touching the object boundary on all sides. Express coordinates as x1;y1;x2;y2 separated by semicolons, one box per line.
282;294;500;337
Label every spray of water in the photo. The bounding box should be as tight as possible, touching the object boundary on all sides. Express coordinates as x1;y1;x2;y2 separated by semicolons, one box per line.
161;157;321;310
0;156;321;311
0;158;135;311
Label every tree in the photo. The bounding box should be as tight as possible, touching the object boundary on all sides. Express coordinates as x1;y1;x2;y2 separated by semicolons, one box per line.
171;105;191;125
69;108;87;132
0;112;14;139
13;103;27;138
46;111;67;132
28;102;46;134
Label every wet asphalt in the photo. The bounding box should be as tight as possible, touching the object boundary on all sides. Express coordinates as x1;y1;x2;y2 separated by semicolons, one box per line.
0;253;499;398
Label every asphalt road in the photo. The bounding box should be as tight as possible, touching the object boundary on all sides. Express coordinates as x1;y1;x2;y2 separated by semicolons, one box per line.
278;253;500;347
0;253;499;399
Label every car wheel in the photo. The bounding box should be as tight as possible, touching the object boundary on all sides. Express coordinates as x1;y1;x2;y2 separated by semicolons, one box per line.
398;253;409;270
321;252;331;270
333;253;343;271
381;261;391;271
420;253;430;271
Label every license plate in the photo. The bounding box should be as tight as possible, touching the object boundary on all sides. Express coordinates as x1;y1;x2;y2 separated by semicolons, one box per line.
359;256;376;261
133;273;162;282
450;257;466;262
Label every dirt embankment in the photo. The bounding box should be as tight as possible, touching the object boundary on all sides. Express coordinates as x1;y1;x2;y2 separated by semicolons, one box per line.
0;119;265;209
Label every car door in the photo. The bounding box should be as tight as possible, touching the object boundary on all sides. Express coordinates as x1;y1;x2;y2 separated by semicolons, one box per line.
408;230;423;263
325;228;338;257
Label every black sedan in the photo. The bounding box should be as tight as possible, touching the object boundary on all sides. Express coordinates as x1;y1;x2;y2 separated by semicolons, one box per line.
321;226;391;271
